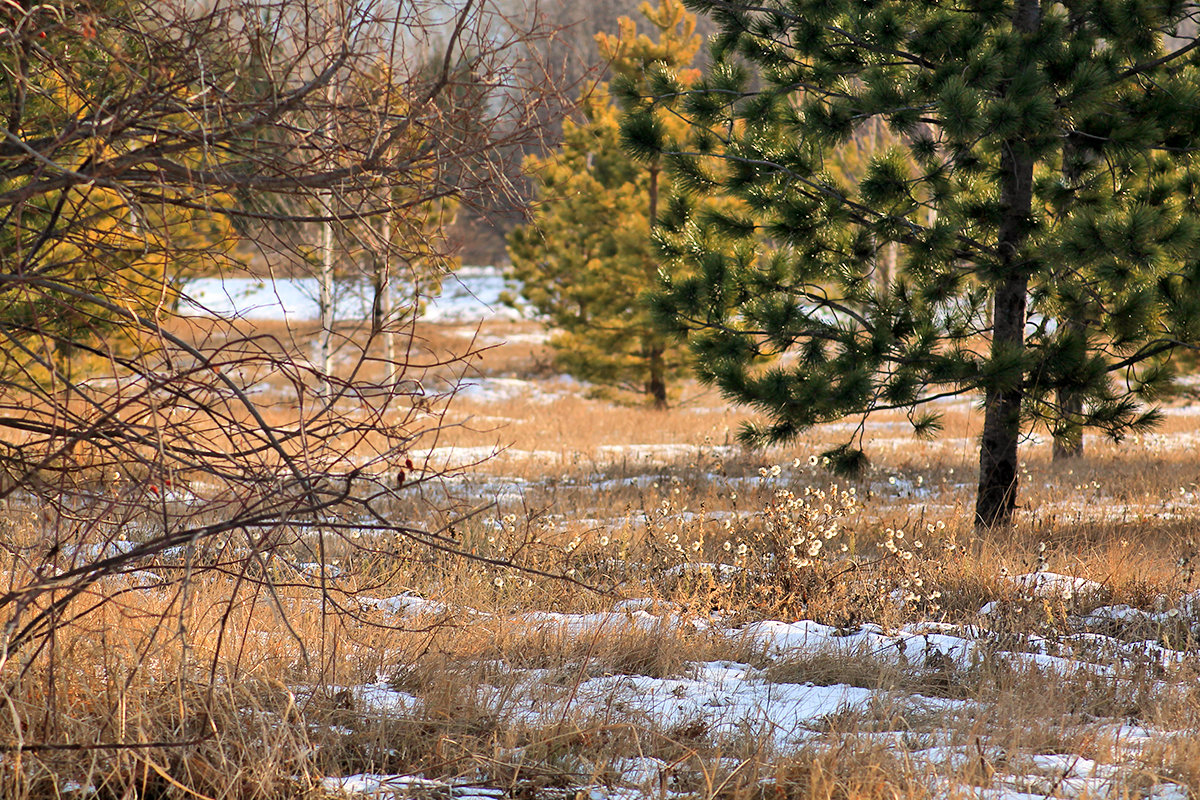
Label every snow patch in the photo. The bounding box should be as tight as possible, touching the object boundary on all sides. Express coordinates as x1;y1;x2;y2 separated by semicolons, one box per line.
1009;572;1105;600
181;266;524;324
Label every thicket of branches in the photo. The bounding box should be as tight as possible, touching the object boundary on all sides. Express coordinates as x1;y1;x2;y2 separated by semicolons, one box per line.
0;0;561;768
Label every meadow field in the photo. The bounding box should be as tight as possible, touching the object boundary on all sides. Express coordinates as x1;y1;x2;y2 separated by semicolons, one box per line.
11;0;1200;795
2;279;1198;800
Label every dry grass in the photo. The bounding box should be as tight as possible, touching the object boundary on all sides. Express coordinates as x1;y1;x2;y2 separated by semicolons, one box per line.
1;316;1198;798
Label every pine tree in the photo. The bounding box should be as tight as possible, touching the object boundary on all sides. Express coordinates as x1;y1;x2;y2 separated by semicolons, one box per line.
624;0;1200;526
0;8;238;384
507;0;706;407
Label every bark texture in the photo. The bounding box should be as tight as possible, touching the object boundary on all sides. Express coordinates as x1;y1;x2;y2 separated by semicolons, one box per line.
975;0;1040;528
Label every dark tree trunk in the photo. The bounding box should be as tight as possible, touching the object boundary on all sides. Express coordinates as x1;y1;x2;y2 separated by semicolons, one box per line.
1053;337;1085;461
976;0;1040;529
647;345;668;409
976;273;1028;528
371;263;386;335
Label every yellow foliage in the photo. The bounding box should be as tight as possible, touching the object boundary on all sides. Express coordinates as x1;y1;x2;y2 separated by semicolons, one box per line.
0;25;242;385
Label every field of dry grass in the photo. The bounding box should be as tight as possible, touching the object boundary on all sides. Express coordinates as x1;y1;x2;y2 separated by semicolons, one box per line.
1;311;1198;799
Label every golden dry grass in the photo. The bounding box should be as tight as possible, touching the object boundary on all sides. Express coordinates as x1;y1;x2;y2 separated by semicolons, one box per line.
0;316;1198;798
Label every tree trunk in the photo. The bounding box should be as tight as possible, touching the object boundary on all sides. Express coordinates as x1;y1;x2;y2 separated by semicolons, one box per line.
645;156;667;409
976;0;1040;529
318;40;338;396
1053;68;1085;462
1052;384;1084;460
647;345;668;409
976;273;1028;528
879;241;897;289
319;204;335;394
372;207;395;379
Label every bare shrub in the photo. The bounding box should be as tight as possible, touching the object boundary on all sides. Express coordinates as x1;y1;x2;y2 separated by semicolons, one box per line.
0;0;564;792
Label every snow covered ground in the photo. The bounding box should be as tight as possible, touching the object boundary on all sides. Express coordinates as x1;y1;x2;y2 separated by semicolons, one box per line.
179;266;523;323
172;262;1200;800
321;577;1199;799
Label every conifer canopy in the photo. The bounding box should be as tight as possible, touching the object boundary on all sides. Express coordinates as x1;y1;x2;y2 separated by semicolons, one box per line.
507;0;706;406
624;0;1200;526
